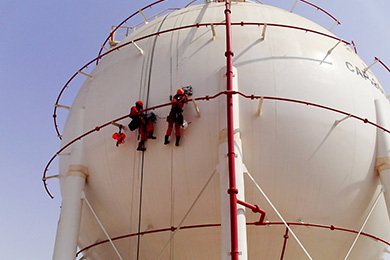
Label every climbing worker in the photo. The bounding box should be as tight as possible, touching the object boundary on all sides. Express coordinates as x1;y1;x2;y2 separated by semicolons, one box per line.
164;88;188;146
112;125;126;147
137;112;157;151
128;101;157;151
128;101;144;131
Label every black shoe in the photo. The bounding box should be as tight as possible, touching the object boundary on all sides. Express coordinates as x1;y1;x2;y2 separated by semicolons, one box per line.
164;135;170;145
148;131;157;139
175;136;181;146
137;142;146;151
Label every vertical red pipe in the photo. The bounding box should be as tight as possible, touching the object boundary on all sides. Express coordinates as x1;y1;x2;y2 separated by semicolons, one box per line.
224;1;239;259
280;227;289;260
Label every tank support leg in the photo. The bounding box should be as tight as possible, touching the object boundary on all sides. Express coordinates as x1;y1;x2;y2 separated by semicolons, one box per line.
219;66;248;260
53;108;88;260
375;99;390;219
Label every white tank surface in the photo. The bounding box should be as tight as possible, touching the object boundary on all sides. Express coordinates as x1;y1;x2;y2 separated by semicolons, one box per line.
54;1;390;259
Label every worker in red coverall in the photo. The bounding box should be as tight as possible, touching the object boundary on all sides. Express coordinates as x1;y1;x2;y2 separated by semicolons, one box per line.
129;101;156;151
164;88;188;146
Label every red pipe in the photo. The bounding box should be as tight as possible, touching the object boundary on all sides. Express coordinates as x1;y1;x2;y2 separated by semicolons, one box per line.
96;0;204;62
76;223;221;257
224;2;239;260
44;90;390;199
280;227;289;260
96;0;168;64
76;221;390;257
237;199;266;224
96;0;343;64
299;0;340;25
375;57;390;74
351;40;358;54
223;1;239;259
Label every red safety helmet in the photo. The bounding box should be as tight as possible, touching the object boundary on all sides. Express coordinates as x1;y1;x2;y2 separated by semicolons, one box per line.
177;88;184;95
136;101;143;107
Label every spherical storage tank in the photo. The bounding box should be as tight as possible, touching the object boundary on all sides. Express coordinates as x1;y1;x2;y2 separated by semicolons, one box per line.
53;1;390;259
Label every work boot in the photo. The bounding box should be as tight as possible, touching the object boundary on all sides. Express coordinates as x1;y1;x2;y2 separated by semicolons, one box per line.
164;135;170;145
175;136;181;146
147;131;157;140
136;141;146;151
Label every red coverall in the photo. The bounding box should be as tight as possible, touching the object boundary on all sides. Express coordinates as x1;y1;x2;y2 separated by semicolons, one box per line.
166;93;188;136
130;106;154;140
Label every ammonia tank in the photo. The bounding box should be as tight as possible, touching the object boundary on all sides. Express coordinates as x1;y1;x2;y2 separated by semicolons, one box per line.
57;1;390;259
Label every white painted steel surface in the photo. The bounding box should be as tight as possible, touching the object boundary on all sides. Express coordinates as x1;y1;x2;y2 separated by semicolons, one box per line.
58;2;390;259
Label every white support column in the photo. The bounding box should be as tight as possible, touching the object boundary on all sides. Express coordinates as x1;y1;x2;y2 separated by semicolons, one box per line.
375;99;390;219
53;108;88;260
218;67;248;260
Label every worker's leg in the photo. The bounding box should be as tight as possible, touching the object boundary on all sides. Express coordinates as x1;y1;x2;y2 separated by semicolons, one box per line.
137;125;147;151
175;122;181;146
147;121;156;139
165;118;173;145
166;120;173;136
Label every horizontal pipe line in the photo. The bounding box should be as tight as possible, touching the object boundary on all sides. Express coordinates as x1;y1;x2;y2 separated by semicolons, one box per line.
76;221;390;257
44;90;390;199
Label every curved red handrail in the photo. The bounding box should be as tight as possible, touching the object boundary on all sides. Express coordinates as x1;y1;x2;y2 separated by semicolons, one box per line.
45;100;175;198
96;0;204;64
299;0;340;25
375;57;390;74
97;0;340;66
53;21;351;139
44;90;390;199
96;0;168;65
76;221;390;257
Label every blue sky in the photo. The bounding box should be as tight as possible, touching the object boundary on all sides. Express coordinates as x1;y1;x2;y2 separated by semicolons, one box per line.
1;1;389;259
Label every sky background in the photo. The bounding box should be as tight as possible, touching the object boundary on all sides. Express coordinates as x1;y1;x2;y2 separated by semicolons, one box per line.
1;0;390;259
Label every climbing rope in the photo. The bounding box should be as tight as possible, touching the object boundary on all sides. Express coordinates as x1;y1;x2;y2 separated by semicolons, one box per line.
156;169;217;260
135;151;145;260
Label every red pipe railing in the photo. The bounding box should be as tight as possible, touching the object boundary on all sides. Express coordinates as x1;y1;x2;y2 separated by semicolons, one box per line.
376;57;390;74
351;40;358;54
255;221;390;247
53;20;351;139
97;0;342;64
76;223;221;257
44;91;390;198
299;0;340;26
96;0;209;64
75;221;390;257
96;0;168;65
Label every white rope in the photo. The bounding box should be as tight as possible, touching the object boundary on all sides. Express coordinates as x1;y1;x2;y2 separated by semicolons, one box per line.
343;188;384;260
82;193;124;260
245;171;314;260
156;170;217;260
